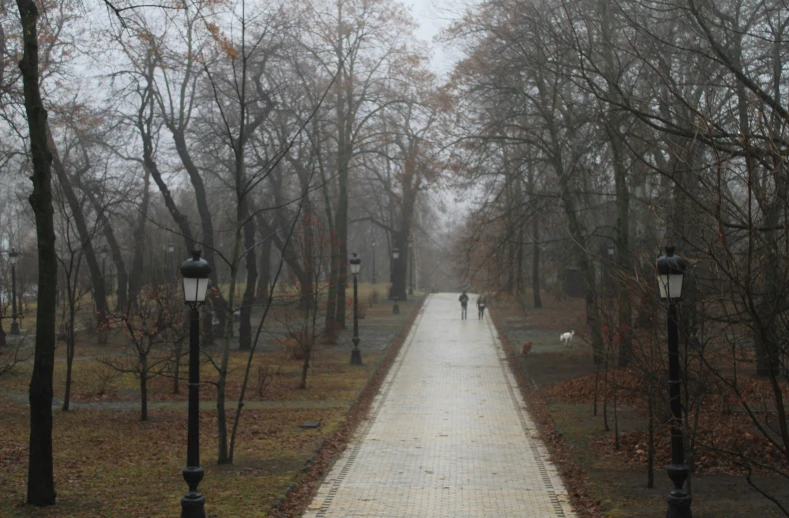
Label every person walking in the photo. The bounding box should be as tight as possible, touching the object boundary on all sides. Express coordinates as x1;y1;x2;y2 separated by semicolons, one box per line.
477;294;486;319
459;291;469;320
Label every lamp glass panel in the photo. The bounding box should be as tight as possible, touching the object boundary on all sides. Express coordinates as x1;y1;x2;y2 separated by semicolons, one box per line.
183;277;210;302
350;263;360;275
658;274;669;299
196;278;210;302
668;273;683;299
658;273;683;299
183;278;199;302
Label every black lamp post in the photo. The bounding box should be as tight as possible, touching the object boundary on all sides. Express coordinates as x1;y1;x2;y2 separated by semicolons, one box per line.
371;240;377;285
657;246;691;518
180;250;212;518
349;253;362;365
392;247;400;314
9;249;20;335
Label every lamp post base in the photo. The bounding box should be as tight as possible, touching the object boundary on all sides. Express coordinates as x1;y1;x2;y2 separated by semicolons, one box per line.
667;490;692;518
350;348;363;365
667;463;691;518
181;465;205;518
392;303;399;314
181;492;206;518
10;320;20;335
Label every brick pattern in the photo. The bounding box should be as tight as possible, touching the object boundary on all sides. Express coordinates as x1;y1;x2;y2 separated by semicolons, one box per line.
303;293;576;517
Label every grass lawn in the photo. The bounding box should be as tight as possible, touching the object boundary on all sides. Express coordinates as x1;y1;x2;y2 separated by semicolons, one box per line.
489;293;789;518
0;293;424;517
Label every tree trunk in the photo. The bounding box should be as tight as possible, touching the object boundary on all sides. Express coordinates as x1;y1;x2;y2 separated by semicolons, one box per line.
47;129;108;339
239;202;257;351
172;341;182;395
172;130;223;342
128;167;151;305
611;127;632;367
88;203;128;311
647;392;654;488
391;232;408;301
300;194;315;311
17;0;57;504
531;217;542;308
334;162;349;327
140;354;148;422
255;217;272;303
62;296;76;412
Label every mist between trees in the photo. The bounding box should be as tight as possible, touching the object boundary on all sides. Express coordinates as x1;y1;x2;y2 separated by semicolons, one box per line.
3;0;789;513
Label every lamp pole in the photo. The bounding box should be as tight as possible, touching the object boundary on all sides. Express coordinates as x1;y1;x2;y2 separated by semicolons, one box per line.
9;249;20;335
180;250;212;518
350;253;362;365
657;246;691;518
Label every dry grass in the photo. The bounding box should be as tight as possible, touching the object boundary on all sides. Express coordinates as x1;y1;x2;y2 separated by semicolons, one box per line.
0;296;422;518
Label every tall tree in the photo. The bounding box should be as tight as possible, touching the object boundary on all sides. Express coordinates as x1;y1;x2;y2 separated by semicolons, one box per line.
15;0;57;505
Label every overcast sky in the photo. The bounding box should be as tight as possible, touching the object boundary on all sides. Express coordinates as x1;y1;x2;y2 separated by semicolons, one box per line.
399;0;469;77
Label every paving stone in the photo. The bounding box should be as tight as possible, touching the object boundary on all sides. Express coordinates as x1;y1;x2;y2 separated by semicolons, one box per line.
303;293;576;517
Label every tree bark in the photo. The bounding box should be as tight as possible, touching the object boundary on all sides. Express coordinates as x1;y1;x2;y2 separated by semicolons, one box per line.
238;201;257;352
17;0;57;505
171;130;223;341
47;129;108;337
531;216;542;308
255;216;272;303
139;354;148;422
128;167;151;305
82;186;129;310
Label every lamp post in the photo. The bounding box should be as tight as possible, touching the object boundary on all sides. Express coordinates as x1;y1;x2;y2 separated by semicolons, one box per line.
392;247;400;314
180;250;212;518
9;249;19;335
371;240;377;285
657;246;691;518
349;253;362;365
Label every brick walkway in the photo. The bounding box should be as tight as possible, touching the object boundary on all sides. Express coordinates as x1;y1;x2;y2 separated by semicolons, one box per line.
303;293;576;517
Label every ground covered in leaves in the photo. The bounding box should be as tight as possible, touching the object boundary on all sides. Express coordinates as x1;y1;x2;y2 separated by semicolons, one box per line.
490;293;789;518
0;296;424;518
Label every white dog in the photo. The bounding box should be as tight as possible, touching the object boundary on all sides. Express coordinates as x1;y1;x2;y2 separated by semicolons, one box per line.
560;330;575;347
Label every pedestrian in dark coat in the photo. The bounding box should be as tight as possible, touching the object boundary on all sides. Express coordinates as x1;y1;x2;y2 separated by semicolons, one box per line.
459;291;469;320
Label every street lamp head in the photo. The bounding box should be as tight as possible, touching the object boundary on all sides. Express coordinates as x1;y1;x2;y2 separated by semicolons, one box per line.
8;248;18;266
168;241;175;253
180;250;212;304
349;252;361;275
393;247;400;260
656;245;687;300
607;244;615;257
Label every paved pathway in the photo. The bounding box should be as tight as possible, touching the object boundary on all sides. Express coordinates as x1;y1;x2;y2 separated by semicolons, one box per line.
303;293;576;517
